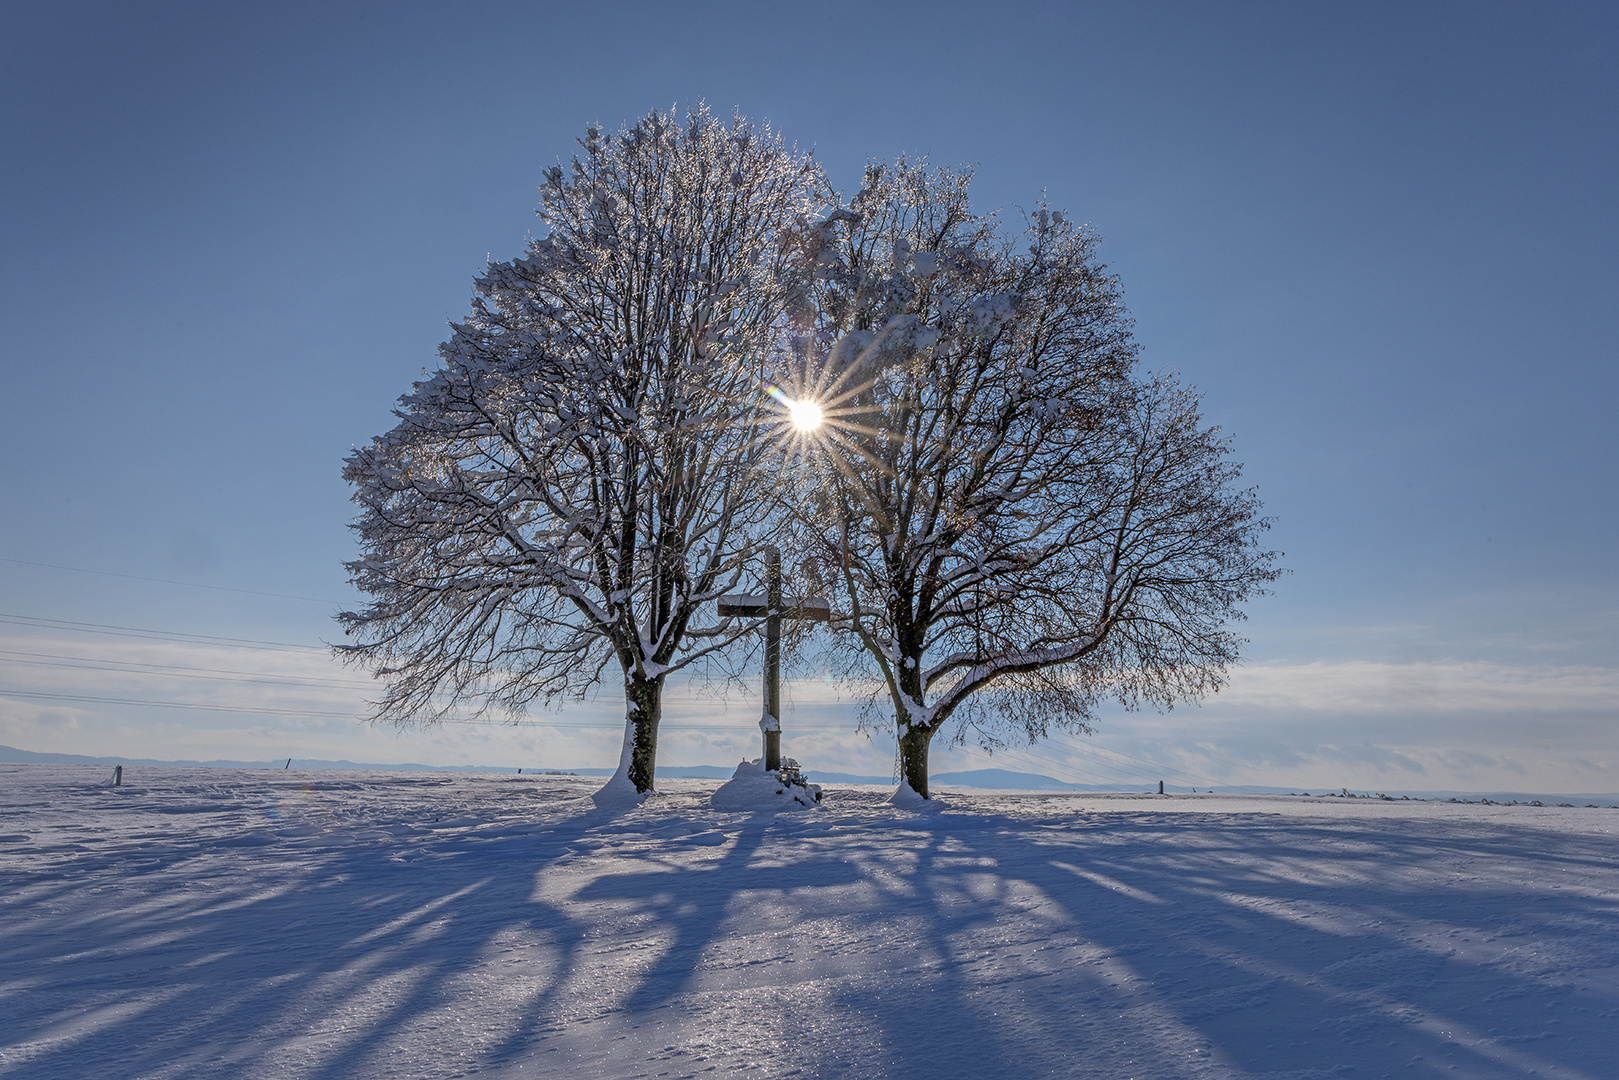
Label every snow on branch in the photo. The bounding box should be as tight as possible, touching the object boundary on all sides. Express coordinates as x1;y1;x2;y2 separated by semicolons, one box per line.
779;160;1280;796
339;108;830;781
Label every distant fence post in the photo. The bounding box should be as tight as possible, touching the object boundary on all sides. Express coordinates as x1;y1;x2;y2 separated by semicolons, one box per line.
113;765;122;786
1158;780;1164;795
284;758;291;769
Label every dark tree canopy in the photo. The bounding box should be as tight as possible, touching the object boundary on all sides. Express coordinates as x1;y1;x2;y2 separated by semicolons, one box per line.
339;107;825;794
340;118;1277;804
778;161;1280;798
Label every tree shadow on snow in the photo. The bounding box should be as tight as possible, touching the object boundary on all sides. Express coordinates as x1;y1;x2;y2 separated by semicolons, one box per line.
3;779;1617;1080
0;780;632;1079
846;803;1619;1079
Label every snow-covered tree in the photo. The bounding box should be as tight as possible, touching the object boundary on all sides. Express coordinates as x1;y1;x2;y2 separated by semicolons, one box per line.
780;161;1280;799
338;108;825;795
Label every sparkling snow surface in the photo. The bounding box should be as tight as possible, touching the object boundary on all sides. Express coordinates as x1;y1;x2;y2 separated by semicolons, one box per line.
2;767;1617;1079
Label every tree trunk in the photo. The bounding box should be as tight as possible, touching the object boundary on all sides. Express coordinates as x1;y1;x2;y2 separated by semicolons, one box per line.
898;723;934;799
624;673;662;794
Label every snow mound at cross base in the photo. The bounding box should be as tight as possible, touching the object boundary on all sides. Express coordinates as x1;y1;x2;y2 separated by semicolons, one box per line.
710;758;822;810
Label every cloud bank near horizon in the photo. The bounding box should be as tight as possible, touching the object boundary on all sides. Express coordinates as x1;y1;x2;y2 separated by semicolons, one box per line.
3;628;1614;794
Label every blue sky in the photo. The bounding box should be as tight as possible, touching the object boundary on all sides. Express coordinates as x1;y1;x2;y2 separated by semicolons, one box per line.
2;1;1614;792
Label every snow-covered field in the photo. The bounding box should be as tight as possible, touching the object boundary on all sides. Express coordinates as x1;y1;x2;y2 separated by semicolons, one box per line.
2;766;1616;1079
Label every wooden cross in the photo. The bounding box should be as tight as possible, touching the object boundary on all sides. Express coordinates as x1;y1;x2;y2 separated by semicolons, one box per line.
718;546;830;771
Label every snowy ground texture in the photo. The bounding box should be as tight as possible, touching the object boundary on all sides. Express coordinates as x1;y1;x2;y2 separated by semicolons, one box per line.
3;767;1617;1080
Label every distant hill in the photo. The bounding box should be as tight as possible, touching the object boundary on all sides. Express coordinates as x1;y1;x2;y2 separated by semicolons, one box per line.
934;768;1104;791
0;746;849;782
0;743;525;773
0;747;1072;788
801;770;893;785
6;745;1613;803
802;768;1124;790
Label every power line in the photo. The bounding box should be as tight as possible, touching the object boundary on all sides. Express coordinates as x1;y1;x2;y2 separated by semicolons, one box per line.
0;650;377;692
0;612;326;652
0;688;361;719
965;740;1155;789
1057;732;1286;792
950;725;1281;792
944;722;1177;788
0;686;859;733
1046;737;1220;788
1025;742;1161;785
432;716;860;732
0;555;342;605
0;646;372;684
1075;738;1297;793
949;728;1302;794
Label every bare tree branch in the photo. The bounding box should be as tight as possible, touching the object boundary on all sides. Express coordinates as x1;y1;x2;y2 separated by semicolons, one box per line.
779;160;1281;797
338;107;827;793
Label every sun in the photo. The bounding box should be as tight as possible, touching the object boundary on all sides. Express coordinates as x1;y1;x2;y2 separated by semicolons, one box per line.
787;398;823;432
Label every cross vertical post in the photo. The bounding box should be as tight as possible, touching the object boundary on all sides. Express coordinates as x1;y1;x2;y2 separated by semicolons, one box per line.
718;549;830;774
763;546;782;770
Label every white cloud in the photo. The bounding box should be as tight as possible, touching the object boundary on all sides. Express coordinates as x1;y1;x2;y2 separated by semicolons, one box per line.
5;627;1615;795
0;630;895;772
1218;659;1619;716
